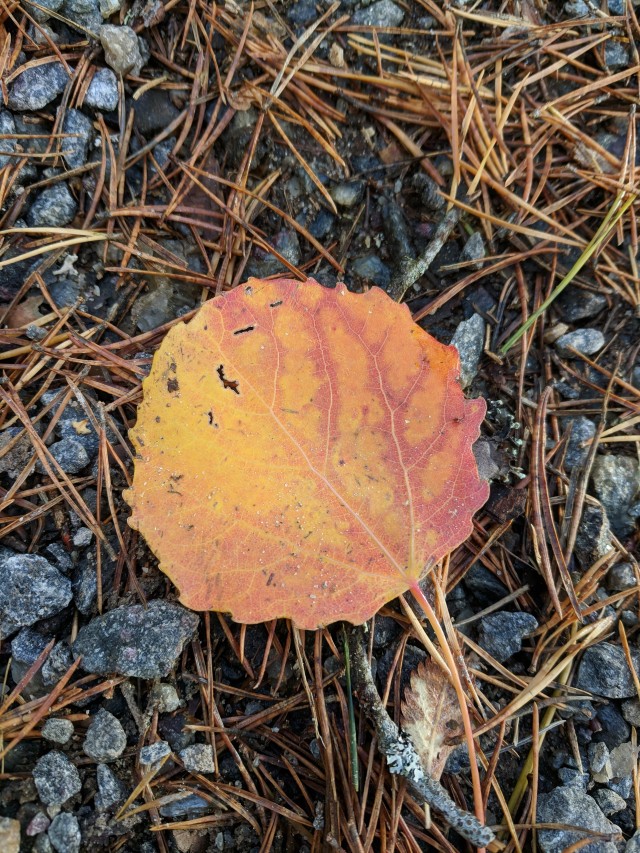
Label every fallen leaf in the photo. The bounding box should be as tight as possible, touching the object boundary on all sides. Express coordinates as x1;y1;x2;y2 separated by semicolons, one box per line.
5;295;44;328
401;658;463;781
125;278;488;629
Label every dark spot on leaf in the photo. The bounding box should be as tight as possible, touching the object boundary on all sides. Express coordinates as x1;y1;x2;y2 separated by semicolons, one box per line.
266;572;275;586
217;364;239;394
270;300;283;308
207;410;218;427
245;285;253;296
233;325;255;335
167;378;179;393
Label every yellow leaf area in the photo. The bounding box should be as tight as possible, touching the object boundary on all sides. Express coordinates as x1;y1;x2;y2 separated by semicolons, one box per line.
125;278;488;629
401;659;463;781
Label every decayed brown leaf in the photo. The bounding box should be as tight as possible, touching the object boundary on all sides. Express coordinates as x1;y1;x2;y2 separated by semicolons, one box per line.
401;658;463;781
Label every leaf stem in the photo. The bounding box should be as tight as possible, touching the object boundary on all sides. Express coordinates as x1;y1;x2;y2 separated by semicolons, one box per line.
409;580;487;851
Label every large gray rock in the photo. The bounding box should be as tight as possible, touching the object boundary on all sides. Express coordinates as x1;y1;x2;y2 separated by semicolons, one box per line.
575;642;640;699
537;786;619;853
592;455;639;538
26;184;77;228
8;62;68;111
33;751;81;806
0;554;72;636
73;600;199;678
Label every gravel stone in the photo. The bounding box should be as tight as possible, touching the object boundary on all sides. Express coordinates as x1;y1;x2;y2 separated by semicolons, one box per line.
179;744;215;774
477;611;539;662
352;0;405;27
84;68;119;111
0;111;17;169
556;288;607;322
574;505;613;568
99;0;121;16
95;764;126;811
555;328;605;357
30;0;64;22
0;554;72;636
159;793;210;818
149;683;181;713
329;181;364;208
10;628;49;697
140;740;171;766
61;109;93;169
563;416;596;471
61;0;101;28
47;438;90;474
8;62;69;111
99;25;144;76
133;89;181;135
588;742;610;777
605;41;629;69
73;527;93;547
73;600;199;678
246;229;301;278
42;718;74;745
0;426;36;478
622;699;640;727
83;708;127;762
537;786;618;853
460;232;486;269
33;835;53;853
48;813;80;853
26;184;77;228
350;254;391;288
593;788;626;816
607;562;637;592
450;313;485;388
609;742;638;779
576;642;640;699
33;751;82;806
627;830;640;852
42;641;73;687
0;818;20;853
594;703;631;750
592;455;640;538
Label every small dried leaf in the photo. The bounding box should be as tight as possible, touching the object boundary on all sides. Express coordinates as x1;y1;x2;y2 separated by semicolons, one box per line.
71;419;91;435
126;278;488;629
401;658;463;781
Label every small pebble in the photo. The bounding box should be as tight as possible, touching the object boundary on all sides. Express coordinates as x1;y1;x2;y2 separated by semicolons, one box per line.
350;254;391;289
61;109;93;170
0;817;20;853
30;0;64;22
607;562;637;592
83;708;127;762
556;288;607;322
99;25;144;76
84;68;119;112
149;683;181;713
8;62;69;111
450;314;485;388
460;232;486;269
609;741;638;778
0;112;17;169
48;813;81;853
46;438;90;474
576;642;639;699
33;751;82;806
179;744;215;774
95;763;126;811
352;0;405;27
329;181;364;208
555;328;605;357
605;41;629;70
592;455;640;538
61;0;101;28
477;611;538;663
593;787;626;816
72;527;93;547
537;786;618;853
622;699;640;727
99;0;120;15
140;740;171;766
26;184;77;228
42;718;74;745
0;554;72;637
574;505;612;568
562;416;595;471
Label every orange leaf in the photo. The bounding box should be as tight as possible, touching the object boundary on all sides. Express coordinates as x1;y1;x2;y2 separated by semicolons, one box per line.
125;278;488;629
401;659;463;781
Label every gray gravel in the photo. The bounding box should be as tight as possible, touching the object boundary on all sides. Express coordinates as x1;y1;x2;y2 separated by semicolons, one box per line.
537;786;618;853
450;314;485;388
84;67;119;112
0;553;72;636
140;740;171;766
574;505;613;568
61;0;101;29
99;25;145;76
557;288;607;322
329;181;364;208
477;611;539;662
48;813;81;853
0;111;17;169
25;184;77;228
95;764;126;811
179;744;215;774
73;600;199;678
555;328;605;357
42;718;74;745
7;62;69;111
61;109;94;169
33;751;82;806
575;642;640;699
592;455;640;538
352;0;405;26
563;416;596;471
83;709;127;762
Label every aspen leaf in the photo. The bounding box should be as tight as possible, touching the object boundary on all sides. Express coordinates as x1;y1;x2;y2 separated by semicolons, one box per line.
401;659;463;781
125;278;488;629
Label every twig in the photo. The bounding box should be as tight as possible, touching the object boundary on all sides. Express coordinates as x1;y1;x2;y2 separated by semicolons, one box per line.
348;626;494;847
